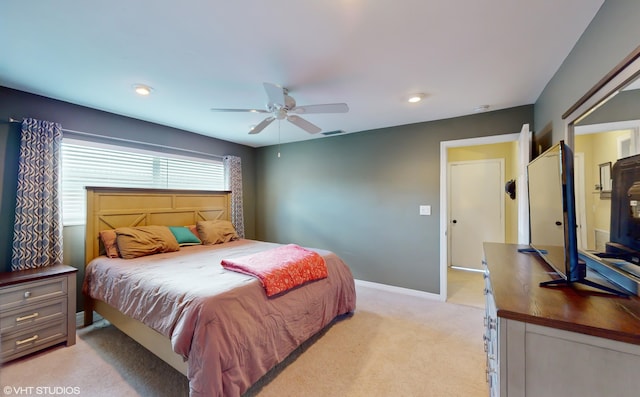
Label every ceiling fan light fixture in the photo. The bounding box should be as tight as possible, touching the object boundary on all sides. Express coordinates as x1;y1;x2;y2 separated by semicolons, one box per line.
213;82;349;135
133;84;153;96
407;93;425;103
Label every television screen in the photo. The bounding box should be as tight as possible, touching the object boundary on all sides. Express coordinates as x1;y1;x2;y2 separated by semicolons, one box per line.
608;154;640;261
527;142;627;295
527;141;584;282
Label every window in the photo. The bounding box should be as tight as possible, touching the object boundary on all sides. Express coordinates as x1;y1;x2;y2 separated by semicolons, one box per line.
61;139;225;225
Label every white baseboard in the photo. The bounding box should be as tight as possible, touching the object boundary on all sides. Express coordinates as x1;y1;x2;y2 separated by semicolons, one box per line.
354;279;445;301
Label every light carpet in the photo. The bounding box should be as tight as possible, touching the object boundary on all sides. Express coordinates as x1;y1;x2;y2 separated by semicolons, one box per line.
0;285;488;397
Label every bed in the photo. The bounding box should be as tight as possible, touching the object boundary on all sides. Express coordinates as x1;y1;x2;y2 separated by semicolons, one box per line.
82;187;356;396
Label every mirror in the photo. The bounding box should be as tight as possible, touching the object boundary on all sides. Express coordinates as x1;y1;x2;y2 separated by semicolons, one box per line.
564;46;640;252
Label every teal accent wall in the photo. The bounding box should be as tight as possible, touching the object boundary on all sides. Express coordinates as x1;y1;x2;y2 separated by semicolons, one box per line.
255;106;533;294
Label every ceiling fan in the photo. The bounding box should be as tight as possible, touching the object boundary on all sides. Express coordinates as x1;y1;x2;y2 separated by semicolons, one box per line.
211;82;349;135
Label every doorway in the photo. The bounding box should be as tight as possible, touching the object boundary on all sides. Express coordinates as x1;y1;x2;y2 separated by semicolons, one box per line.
440;129;528;302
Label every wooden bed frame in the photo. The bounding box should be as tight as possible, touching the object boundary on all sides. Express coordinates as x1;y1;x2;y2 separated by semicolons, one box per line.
83;186;232;375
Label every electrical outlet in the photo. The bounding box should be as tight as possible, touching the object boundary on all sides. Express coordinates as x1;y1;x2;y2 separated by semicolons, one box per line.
419;205;431;216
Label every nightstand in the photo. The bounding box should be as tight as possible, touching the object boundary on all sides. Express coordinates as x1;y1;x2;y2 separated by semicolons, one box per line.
0;264;77;363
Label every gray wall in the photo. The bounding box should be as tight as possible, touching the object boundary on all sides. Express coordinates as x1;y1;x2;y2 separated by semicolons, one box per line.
255;106;533;294
580;89;640;125
534;0;640;142
3;0;636;301
0;87;257;309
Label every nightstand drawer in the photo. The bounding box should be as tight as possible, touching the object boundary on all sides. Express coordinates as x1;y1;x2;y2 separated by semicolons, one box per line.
1;320;67;362
0;297;66;334
0;277;67;312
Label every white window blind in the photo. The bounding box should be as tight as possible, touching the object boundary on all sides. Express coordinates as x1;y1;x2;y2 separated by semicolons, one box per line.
61;140;224;225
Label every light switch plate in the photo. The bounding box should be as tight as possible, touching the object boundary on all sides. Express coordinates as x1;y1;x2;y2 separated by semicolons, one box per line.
419;205;431;216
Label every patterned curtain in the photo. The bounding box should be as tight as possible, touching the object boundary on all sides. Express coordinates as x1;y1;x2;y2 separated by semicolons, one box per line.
11;118;63;271
223;155;245;238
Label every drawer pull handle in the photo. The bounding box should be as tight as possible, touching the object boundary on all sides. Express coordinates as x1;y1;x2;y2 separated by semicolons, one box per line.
16;312;39;322
24;291;32;298
15;335;38;346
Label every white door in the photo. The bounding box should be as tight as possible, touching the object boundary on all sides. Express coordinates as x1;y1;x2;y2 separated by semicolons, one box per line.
449;159;505;270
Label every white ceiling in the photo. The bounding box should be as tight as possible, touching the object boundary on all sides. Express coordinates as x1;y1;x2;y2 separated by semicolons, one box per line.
0;0;604;148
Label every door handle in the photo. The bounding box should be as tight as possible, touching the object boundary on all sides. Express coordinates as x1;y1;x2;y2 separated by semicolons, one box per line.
452;219;457;224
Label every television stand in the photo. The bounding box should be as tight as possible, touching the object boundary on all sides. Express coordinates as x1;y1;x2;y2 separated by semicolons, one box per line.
484;242;640;397
540;277;629;296
580;251;640;296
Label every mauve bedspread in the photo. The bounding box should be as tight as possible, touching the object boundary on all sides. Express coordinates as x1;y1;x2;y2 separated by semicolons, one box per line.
83;239;356;397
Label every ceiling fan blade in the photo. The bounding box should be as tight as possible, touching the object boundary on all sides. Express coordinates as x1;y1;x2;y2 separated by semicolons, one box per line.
210;108;268;113
287;115;322;134
249;116;275;134
291;103;349;114
263;82;286;107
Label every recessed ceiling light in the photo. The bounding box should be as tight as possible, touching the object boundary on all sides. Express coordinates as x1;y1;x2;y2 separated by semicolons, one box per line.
407;93;425;103
132;84;153;96
474;104;490;112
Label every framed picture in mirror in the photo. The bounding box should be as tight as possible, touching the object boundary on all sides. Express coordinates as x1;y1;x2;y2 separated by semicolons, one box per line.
599;161;612;198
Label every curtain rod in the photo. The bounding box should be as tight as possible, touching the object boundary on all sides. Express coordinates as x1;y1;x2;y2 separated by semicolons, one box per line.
8;117;225;160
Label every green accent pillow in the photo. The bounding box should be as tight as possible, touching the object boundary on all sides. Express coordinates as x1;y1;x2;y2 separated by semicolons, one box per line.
168;226;202;246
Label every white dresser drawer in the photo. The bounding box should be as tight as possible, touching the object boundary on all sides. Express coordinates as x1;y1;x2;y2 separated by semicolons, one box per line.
0;277;67;312
0;297;66;334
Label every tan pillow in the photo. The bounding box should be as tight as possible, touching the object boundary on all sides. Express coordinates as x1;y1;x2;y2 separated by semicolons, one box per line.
99;230;120;258
196;220;239;245
115;225;180;259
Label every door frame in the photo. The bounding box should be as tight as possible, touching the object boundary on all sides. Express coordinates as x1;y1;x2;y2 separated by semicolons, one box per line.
440;133;520;300
573;152;588;250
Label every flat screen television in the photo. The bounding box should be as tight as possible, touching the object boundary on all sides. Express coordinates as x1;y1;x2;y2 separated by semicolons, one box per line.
607;153;640;262
527;141;625;294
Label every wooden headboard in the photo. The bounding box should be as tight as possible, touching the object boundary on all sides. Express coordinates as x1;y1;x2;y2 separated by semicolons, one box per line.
84;187;231;265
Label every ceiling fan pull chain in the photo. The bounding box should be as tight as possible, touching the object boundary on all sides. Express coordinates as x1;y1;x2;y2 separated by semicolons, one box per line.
278;120;281;158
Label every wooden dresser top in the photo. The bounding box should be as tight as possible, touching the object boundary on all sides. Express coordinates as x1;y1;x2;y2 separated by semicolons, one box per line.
0;264;77;288
484;242;640;345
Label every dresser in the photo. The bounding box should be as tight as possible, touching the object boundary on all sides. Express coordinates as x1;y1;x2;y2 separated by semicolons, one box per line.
483;242;640;397
0;265;77;363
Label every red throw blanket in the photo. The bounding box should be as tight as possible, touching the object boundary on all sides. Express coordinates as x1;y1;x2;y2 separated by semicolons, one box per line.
221;244;328;296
